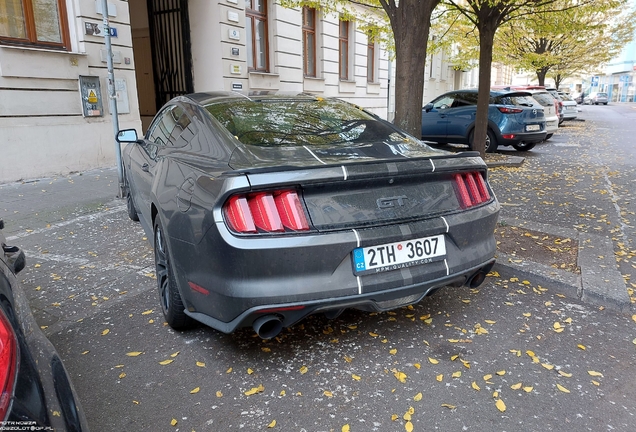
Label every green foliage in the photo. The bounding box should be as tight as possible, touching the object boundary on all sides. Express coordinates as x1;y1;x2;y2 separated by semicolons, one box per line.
494;0;636;84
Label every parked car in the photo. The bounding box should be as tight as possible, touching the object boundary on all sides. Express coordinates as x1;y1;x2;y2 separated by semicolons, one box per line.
494;86;559;140
556;91;578;121
545;88;565;124
421;89;547;153
0;220;89;430
118;92;500;339
585;92;609;105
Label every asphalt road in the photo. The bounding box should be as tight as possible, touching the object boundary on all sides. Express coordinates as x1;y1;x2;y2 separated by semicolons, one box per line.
1;104;636;432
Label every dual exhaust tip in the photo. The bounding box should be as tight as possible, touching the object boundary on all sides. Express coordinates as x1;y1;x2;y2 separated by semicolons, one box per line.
252;263;495;339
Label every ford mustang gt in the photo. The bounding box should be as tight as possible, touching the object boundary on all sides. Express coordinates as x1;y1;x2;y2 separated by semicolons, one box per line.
117;92;500;339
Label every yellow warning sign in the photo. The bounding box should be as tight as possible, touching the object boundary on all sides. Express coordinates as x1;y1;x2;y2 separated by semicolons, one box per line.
88;89;98;104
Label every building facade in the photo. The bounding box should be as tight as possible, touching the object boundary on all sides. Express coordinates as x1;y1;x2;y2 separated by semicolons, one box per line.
0;0;390;183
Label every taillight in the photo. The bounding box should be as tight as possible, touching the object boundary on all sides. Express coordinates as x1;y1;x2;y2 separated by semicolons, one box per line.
224;189;310;234
498;107;523;114
453;172;491;209
0;309;17;420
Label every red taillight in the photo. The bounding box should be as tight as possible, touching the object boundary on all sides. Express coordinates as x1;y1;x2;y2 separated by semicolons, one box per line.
498;107;523;114
0;309;17;420
224;189;310;234
453;172;491;209
501;134;515;139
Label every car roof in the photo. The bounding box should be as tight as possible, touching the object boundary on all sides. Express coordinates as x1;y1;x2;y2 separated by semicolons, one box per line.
180;91;325;106
444;89;533;97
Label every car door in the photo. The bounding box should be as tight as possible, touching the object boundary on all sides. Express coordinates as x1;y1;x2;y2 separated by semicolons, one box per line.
421;93;456;142
128;105;178;227
443;91;479;141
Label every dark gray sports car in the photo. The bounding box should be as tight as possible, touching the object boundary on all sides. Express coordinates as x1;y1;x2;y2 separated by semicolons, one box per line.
118;92;500;339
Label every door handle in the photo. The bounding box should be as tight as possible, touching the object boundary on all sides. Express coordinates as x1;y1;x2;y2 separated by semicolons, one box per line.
141;163;149;172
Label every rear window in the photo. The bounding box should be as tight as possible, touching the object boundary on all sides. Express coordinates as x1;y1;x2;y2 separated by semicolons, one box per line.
531;92;555;107
497;95;536;106
204;98;409;147
597;93;608;97
559;93;574;101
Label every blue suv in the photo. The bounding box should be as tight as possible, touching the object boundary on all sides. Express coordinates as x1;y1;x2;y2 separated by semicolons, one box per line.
421;89;547;152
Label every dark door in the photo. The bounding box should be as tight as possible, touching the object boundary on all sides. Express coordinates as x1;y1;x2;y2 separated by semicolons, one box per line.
147;0;194;111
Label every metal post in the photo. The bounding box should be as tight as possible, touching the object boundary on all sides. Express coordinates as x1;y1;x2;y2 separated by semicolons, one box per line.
101;0;125;198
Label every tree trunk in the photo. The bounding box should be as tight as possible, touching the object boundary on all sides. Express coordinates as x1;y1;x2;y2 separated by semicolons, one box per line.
473;23;496;157
384;0;439;137
536;68;548;86
554;73;563;89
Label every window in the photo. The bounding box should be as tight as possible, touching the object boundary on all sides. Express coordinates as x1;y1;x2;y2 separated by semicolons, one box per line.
302;6;316;77
246;0;268;72
339;19;349;80
0;0;69;50
366;31;375;83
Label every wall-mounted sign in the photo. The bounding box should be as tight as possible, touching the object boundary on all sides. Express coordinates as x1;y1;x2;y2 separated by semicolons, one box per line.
232;82;243;90
228;11;239;22
231;64;242;75
231;47;239;56
79;75;103;117
84;22;118;37
228;29;240;40
100;49;122;64
115;78;130;114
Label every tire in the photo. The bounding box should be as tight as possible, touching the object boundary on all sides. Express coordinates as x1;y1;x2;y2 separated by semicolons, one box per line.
545;133;554;140
469;129;498;153
604;103;608;105
126;188;140;222
154;218;196;330
512;141;536;151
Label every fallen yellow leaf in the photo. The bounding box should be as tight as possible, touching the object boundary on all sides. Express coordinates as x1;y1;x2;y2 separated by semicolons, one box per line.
511;382;522;390
452;371;462;378
558;371;573;378
225;367;231;373
141;309;153;315
496;370;506;376
190;387;200;394
523;386;533;393
391;414;399;421
170;418;177;426
119;372;126;379
299;365;308;374
483;374;493;381
170;351;179;358
577;344;586;350
472;381;481;391
393;370;407;383
557;384;570;393
101;329;110;336
542;363;554;370
268;420;276;428
342;424;350;432
441;403;456;409
405;421;414;432
352;374;361;381
429;357;439;364
436;374;443;382
413;363;421;369
159;359;174;366
588;371;604;377
389;348;397;355
591;380;600;386
324;390;333;397
414;392;423;401
126;351;143;357
369;332;379;337
247;368;254;374
216;391;223;397
495;399;506;412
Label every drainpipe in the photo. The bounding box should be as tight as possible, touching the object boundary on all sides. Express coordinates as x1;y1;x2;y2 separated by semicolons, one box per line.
101;0;124;199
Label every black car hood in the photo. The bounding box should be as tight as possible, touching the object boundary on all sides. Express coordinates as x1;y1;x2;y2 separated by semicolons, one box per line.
228;140;450;170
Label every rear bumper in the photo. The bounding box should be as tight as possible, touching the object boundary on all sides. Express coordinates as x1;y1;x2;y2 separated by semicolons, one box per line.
499;131;547;146
168;200;500;333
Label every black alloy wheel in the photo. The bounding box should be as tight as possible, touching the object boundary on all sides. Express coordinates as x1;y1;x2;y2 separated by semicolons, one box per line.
469;129;498;153
512;141;537;152
126;188;140;222
154;218;195;330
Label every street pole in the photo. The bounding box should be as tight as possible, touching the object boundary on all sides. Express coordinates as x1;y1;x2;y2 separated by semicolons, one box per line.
101;0;125;199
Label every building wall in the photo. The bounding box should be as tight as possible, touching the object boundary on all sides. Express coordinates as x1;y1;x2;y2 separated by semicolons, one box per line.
0;0;142;183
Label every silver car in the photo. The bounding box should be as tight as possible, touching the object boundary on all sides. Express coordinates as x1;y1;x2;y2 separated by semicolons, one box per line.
585;92;608;105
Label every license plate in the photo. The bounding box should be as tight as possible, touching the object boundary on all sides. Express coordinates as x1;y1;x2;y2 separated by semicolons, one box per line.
352;235;446;275
526;124;540;132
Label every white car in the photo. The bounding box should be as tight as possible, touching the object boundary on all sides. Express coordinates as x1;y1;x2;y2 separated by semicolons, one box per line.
557;92;578;121
524;90;559;139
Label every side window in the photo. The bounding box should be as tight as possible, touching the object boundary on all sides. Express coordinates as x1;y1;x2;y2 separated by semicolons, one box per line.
168;106;193;146
453;92;478;107
147;106;177;147
433;95;455;110
0;0;70;50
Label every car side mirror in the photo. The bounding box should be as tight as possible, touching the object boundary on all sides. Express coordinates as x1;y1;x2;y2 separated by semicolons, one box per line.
423;103;433;113
117;129;140;143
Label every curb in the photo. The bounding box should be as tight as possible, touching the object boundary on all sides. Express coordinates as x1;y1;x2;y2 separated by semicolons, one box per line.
493;217;631;313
